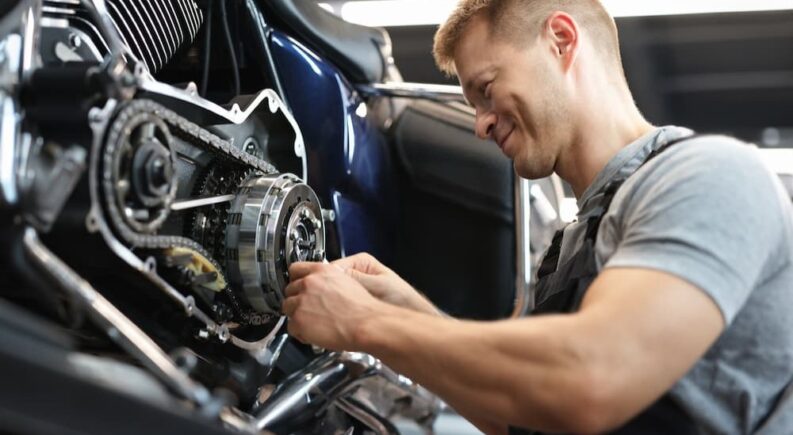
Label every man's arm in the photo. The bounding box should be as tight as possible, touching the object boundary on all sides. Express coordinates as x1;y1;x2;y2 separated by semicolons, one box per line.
352;267;724;433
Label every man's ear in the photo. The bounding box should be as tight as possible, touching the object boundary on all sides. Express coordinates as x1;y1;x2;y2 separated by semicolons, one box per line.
545;11;579;70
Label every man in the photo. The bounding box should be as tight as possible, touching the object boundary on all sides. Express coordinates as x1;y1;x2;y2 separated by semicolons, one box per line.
282;0;793;433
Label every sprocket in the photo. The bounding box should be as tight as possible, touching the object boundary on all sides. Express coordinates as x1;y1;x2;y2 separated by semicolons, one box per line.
188;163;255;266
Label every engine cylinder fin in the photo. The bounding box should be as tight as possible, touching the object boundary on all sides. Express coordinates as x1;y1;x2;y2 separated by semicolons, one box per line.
106;1;152;69
43;0;203;73
163;0;186;42
125;0;166;70
145;0;178;58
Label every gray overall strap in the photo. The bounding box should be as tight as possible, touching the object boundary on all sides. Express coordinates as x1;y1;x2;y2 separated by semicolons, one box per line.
511;133;705;435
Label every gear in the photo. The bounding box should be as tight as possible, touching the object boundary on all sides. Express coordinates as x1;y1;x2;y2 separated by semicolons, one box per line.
106;111;177;234
189;164;257;266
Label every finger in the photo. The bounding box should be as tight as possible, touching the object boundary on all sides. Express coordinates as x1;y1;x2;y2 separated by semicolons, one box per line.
331;252;380;274
283;278;306;298
281;295;299;317
288;261;324;280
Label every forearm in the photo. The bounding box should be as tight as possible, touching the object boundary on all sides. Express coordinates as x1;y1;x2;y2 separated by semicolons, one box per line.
353;306;597;432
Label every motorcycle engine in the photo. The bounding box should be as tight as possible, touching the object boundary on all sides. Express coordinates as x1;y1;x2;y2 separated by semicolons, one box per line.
24;0;326;347
0;1;443;432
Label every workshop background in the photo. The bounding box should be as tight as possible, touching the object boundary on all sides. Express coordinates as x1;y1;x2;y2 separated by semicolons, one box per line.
313;2;793;433
318;0;793;148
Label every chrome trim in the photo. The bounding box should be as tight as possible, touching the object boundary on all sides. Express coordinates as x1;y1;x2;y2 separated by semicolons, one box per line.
0;91;19;207
42;5;77;14
336;398;399;435
22;227;211;405
253;351;442;433
138;80;308;180
357;82;467;102
512;176;533;317
0;32;23;208
170;193;235;211
21;0;42;77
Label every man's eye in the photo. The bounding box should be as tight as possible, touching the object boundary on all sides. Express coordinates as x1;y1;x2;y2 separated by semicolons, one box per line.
482;82;492;99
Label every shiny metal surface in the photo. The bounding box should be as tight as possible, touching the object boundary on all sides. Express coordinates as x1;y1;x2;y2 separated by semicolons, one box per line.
22;227;211;405
0;91;20;207
512;176;533;317
336;397;399;435
226;173;325;314
139;81;308;180
170;193;235;211
21;0;41;77
0;33;23;208
254;351;442;434
85;100;265;349
357;82;466;103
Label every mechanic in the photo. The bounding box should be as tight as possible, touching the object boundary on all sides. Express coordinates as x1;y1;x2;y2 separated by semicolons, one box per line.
282;0;793;433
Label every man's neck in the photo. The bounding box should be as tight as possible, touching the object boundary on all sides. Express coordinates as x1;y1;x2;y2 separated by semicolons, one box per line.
556;99;654;199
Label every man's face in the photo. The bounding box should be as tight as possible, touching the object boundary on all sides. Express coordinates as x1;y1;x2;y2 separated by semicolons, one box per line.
454;13;573;179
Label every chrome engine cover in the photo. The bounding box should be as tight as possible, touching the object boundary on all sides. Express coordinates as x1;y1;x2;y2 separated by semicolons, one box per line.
226;173;325;314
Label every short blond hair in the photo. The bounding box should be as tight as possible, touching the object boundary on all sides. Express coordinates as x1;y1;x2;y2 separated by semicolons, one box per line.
433;0;622;75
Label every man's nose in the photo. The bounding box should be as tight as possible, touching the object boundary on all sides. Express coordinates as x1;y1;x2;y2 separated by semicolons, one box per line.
475;111;496;140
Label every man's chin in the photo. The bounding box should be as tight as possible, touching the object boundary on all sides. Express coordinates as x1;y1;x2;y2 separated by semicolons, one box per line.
514;160;552;180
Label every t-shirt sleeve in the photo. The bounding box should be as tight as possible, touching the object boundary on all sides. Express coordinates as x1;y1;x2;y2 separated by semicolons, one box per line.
600;138;788;324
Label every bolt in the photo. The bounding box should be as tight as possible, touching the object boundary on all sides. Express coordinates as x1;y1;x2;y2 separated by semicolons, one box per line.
68;33;82;49
289;230;299;241
300;209;310;218
88;108;104;124
217;326;230;343
321;209;336;222
121;71;136;87
150;156;169;187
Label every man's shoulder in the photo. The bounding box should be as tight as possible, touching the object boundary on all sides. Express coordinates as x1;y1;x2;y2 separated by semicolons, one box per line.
607;132;791;248
624;134;775;200
647;133;759;176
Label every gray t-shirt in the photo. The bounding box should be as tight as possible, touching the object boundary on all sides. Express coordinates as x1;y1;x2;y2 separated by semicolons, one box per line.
559;126;793;434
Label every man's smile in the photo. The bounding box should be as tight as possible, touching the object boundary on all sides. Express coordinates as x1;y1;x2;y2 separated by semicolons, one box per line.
496;127;515;154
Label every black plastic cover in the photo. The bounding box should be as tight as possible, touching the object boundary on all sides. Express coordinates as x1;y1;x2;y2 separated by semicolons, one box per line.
391;100;516;320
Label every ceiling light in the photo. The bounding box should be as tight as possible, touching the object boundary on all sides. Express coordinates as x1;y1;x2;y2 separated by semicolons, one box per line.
334;0;793;27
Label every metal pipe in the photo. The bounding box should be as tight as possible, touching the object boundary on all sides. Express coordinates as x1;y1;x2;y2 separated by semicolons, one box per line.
170;193;235;211
336;397;399;435
512;175;533;317
253;351;441;434
21;227;211;405
356;82;466;102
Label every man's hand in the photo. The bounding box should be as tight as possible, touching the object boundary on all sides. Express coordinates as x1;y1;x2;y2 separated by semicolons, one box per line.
332;253;442;316
282;261;395;350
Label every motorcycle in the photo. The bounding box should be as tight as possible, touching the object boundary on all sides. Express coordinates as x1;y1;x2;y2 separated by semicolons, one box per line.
0;0;563;433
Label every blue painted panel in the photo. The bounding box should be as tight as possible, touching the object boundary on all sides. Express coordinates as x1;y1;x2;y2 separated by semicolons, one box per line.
268;31;398;262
